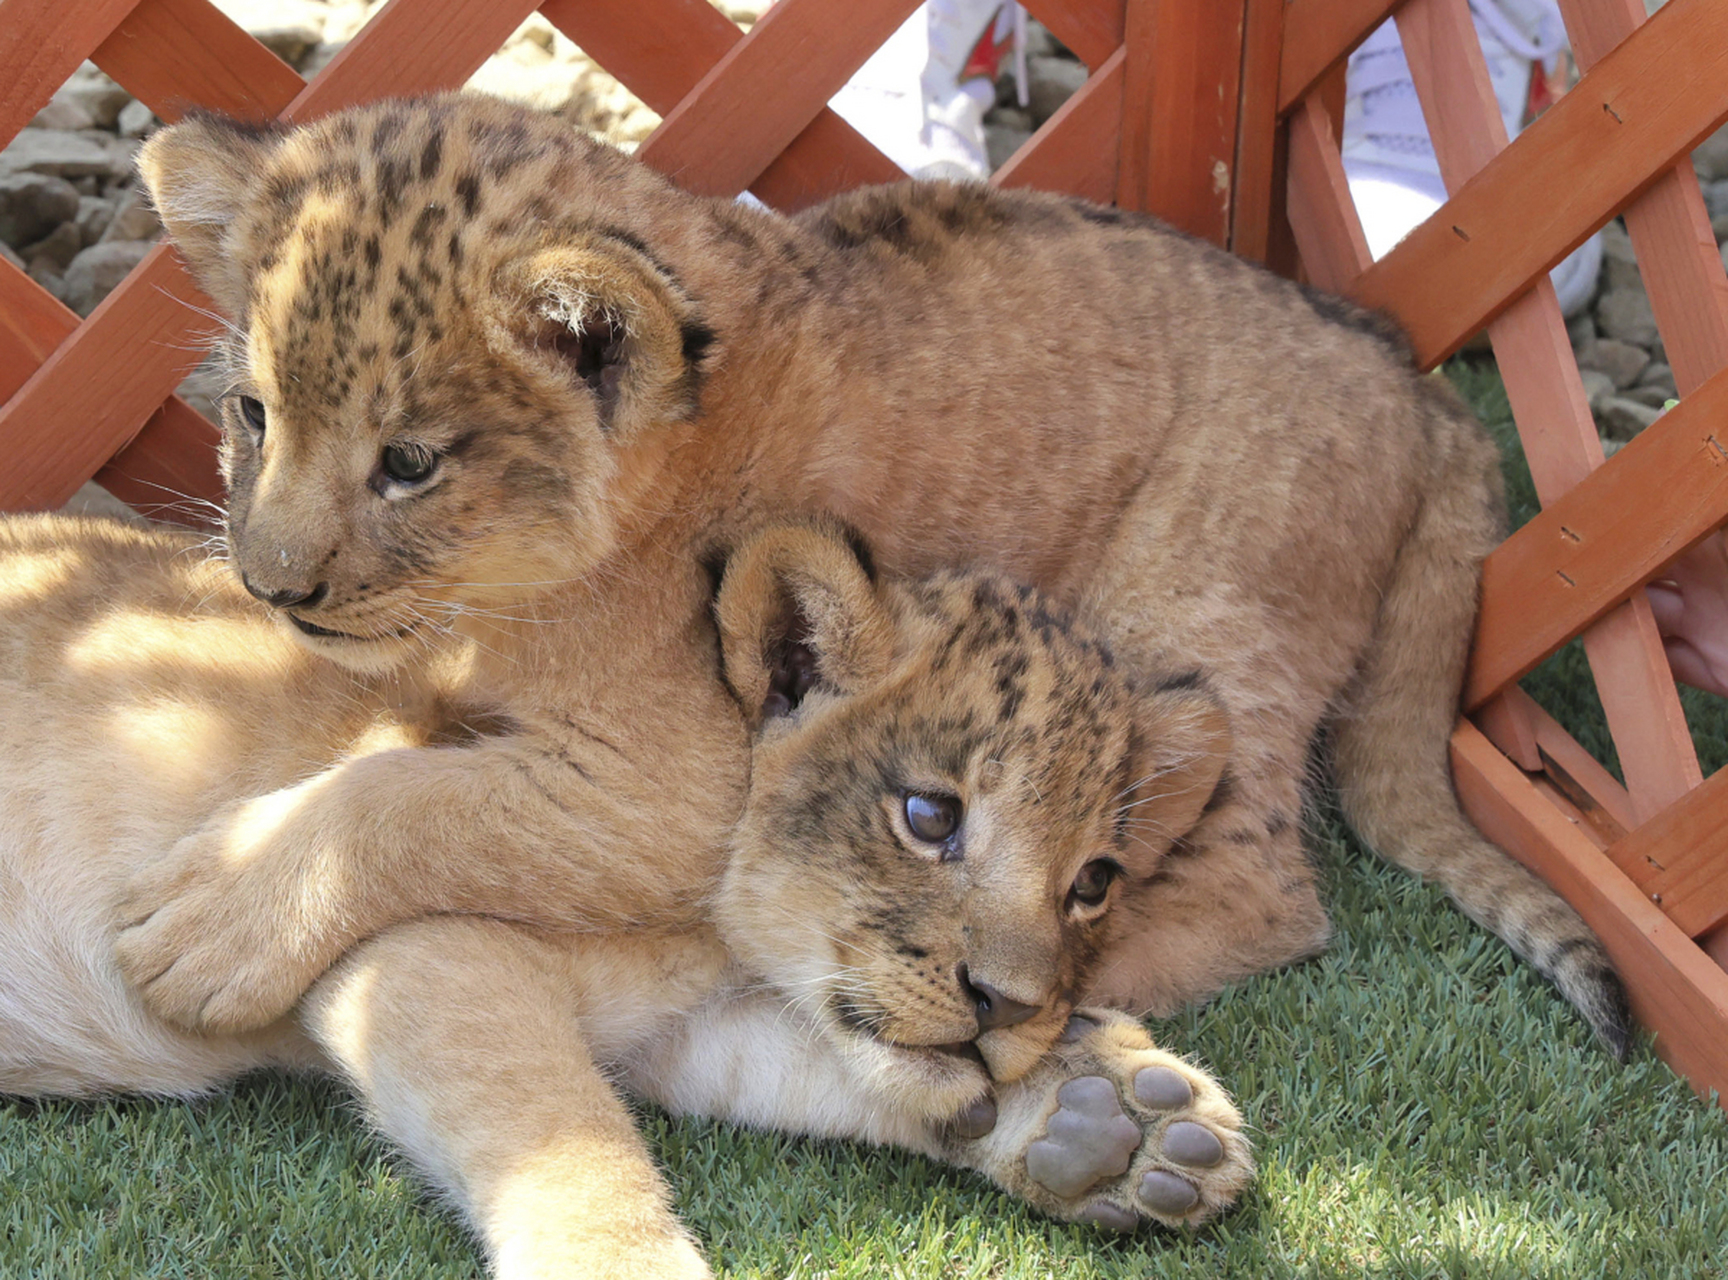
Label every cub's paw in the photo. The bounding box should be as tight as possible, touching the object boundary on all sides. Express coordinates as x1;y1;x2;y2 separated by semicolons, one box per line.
113;796;337;1033
944;1010;1252;1231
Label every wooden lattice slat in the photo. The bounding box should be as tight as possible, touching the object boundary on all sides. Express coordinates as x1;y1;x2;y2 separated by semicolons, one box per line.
0;0;136;143
994;47;1123;202
94;0;303;121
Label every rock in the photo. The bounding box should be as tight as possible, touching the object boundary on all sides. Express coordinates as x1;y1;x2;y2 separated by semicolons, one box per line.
985;123;1033;171
1694;123;1728;183
74;195;113;246
1622;384;1677;409
1026;55;1087;126
23;221;83;272
0;172;81;249
55;65;132;130
26;258;65;301
1578;337;1649;389
0;130;117;180
62;481;145;523
321;0;378;44
1596;394;1662;441
210;0;327;67
100;189;161;243
1713;212;1728;243
989;106;1034;134
1637;360;1677;395
61;240;152;316
1023;18;1059;61
1579;368;1617;414
117;99;157;139
1565;310;1597;348
0;240;23;271
30;98;96;132
1597;220;1641;293
1595;286;1660;349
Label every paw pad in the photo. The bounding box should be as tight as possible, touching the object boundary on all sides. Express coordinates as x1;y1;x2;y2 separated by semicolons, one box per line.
1024;1076;1142;1198
1162;1120;1224;1168
1133;1065;1192;1110
1138;1169;1199;1216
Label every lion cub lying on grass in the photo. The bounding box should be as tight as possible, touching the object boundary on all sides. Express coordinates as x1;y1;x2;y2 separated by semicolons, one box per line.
0;513;1249;1278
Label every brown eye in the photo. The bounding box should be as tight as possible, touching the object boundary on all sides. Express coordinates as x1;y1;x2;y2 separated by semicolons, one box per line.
381;442;437;484
1068;859;1119;909
904;793;961;844
237;396;266;440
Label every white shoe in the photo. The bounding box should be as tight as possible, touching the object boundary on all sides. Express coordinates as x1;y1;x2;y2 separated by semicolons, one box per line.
830;1;1018;181
1342;0;1602;316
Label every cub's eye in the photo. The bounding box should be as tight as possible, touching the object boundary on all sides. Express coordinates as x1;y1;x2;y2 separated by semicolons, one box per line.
1068;859;1120;910
903;792;961;844
237;396;267;440
380;442;438;485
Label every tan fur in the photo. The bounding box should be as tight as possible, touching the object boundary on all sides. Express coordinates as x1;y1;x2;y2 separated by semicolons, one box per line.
1;513;1250;1277
117;94;1626;1054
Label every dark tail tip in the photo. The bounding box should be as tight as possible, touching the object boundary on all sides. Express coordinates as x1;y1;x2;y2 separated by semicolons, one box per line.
1585;967;1634;1062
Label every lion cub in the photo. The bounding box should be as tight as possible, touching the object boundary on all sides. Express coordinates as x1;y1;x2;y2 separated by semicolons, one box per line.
0;514;1249;1278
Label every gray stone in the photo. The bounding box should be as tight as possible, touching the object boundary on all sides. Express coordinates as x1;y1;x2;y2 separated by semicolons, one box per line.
1705;179;1728;223
74;195;113;246
1595;286;1660;349
0;172;81;249
30;98;95;132
24;221;83;272
0;240;23;271
1694;123;1728;183
989;106;1034;134
1579;369;1617;414
55;65;132;130
1597;220;1641;294
116;99;157;139
1578;336;1650;389
1023;19;1059;61
1637;360;1677;393
211;0;327;67
985;123;1033;171
61;239;152;316
1713;212;1728;244
26;258;64;301
1026;55;1087;126
100;189;161;243
0;131;116;180
1622;384;1677;409
1565;309;1597;349
1596;394;1662;441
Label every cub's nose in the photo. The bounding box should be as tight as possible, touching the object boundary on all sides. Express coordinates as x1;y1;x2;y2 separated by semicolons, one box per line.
241;574;329;611
958;964;1042;1033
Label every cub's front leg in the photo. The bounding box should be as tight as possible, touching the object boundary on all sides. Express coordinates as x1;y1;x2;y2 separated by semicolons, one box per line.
303;916;712;1280
115;731;740;1032
938;1009;1253;1231
634;992;1252;1233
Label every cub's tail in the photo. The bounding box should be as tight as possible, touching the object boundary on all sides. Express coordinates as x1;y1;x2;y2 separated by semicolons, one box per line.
1330;377;1632;1058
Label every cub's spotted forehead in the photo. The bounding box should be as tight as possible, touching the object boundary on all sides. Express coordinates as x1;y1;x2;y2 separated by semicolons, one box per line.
235;96;631;263
890;572;1137;773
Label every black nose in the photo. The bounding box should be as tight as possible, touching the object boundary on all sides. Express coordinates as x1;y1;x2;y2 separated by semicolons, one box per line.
959;965;1041;1033
241;575;328;610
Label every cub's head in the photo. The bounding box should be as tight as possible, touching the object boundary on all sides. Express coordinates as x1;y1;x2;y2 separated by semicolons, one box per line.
137;95;716;672
712;523;1232;1120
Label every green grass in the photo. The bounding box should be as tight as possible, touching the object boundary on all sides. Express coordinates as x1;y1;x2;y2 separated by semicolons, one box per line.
5;360;1727;1277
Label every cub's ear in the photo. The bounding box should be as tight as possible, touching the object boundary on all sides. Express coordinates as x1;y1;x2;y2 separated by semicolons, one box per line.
502;235;715;437
137;113;285;317
1116;676;1235;872
713;522;894;732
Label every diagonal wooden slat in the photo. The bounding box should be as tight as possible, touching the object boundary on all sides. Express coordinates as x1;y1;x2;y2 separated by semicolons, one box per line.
994;46;1124;203
0;0;138;145
1277;0;1399;114
1453;718;1728;1102
546;0;903;208
1025;0;1125;70
1347;0;1728;370
0;0;541;512
1231;0;1287;260
93;0;303;122
1284;95;1373;289
635;0;920;197
1396;0;1699;819
1465;370;1728;708
1606;765;1728;938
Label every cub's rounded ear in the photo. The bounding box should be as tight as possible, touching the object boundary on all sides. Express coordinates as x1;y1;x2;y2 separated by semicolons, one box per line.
137;113;286;317
714;522;894;732
501;235;715;437
1116;675;1235;870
